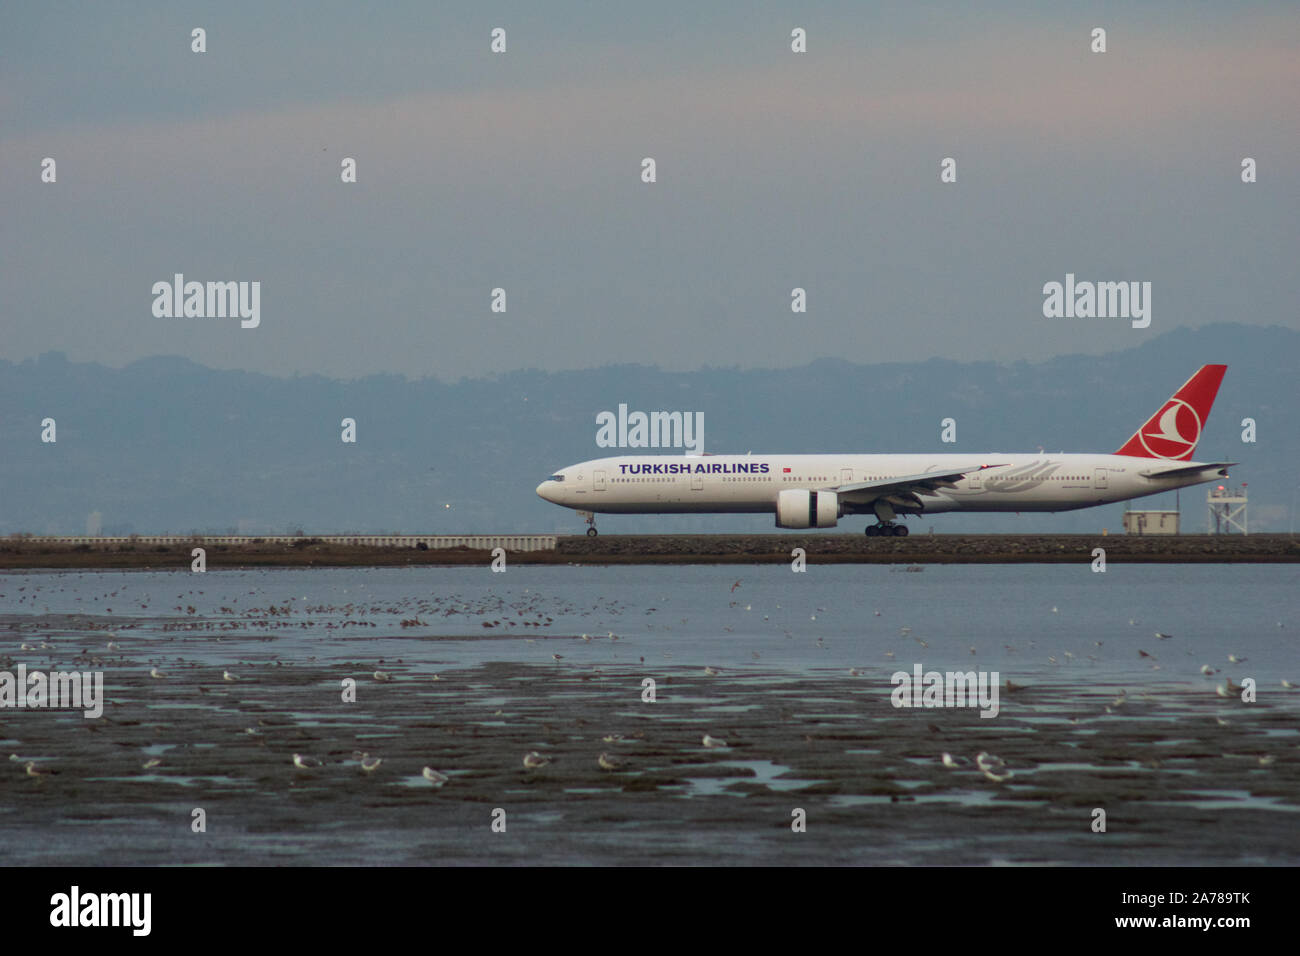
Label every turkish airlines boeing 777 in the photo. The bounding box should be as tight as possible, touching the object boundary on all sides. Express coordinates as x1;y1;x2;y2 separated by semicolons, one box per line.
536;365;1233;536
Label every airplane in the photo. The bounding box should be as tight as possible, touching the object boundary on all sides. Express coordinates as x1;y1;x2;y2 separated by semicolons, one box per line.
536;364;1234;537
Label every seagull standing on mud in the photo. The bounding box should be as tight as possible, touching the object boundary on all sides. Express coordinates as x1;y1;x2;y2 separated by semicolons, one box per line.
702;734;727;748
523;751;551;769
422;767;449;786
1216;678;1243;698
292;753;322;770
941;752;971;769
976;752;1013;783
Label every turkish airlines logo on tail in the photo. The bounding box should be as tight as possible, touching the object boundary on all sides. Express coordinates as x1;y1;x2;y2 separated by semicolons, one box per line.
1138;399;1201;460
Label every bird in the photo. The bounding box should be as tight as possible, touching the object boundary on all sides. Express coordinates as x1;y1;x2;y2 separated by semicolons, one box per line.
703;666;720;676
1216;679;1243;698
1283;680;1296;690
1201;665;1217;676
976;752;1013;783
976;752;1005;772
1258;755;1276;767
1004;679;1024;693
142;758;162;770
1228;654;1247;664
149;667;166;679
848;668;861;677
292;753;322;770
24;761;51;778
598;753;624;771
1155;632;1173;640
359;755;383;773
730;581;741;593
422;767;449;786
222;670;239;681
373;670;392;681
941;752;970;769
702;734;727;748
523;751;551;769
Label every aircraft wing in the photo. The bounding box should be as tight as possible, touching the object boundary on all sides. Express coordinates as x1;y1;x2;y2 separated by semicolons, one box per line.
832;464;1007;501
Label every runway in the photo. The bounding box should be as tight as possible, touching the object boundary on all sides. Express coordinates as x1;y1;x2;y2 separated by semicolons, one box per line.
0;533;1294;569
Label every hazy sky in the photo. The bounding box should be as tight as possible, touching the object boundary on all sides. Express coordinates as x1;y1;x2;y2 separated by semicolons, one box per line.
3;2;1297;381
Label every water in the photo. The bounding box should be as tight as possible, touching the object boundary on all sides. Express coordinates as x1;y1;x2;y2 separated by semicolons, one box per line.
1;563;1297;865
3;564;1295;683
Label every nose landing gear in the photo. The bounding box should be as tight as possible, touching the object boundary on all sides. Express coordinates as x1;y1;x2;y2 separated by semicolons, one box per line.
578;511;598;537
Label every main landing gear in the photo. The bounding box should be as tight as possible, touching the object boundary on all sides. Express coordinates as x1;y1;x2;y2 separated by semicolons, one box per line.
867;500;908;536
865;523;908;537
578;511;598;536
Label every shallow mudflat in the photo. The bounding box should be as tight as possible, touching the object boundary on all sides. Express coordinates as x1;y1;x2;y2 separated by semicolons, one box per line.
3;650;1297;865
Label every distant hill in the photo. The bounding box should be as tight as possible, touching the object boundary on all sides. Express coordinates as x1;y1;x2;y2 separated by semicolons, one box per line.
1;323;1294;535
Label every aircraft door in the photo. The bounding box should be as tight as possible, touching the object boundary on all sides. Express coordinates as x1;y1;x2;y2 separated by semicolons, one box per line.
1093;468;1107;490
594;470;606;492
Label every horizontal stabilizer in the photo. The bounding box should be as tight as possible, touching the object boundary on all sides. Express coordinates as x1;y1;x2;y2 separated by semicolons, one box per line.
1140;462;1236;480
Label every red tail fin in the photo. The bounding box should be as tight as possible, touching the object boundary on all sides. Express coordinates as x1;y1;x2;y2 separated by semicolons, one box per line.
1115;364;1226;460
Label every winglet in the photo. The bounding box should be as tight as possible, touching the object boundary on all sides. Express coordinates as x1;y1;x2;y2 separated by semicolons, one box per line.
1115;364;1227;460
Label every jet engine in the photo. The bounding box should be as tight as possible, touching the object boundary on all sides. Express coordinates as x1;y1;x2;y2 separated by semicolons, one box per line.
775;489;839;529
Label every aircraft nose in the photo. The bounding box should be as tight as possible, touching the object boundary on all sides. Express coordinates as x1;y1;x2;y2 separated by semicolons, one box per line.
536;481;555;503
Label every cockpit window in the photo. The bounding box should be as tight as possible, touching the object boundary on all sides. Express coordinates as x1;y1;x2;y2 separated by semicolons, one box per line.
548;474;565;482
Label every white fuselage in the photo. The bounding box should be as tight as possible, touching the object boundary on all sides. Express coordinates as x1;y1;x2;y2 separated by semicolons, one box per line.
536;453;1225;517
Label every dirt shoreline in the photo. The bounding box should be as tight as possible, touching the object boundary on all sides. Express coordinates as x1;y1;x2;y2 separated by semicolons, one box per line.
0;534;1294;569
